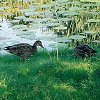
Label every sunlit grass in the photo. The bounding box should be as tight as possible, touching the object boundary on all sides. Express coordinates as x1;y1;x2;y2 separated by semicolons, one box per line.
0;47;100;100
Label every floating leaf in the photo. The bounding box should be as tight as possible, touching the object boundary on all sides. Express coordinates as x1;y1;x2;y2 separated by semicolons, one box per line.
17;31;36;36
80;0;99;2
33;18;50;22
69;35;86;40
10;20;20;24
23;18;34;22
87;19;100;23
37;35;55;41
46;23;60;27
13;25;27;29
57;10;67;15
84;31;97;34
69;7;83;11
89;12;100;15
18;8;35;13
49;43;57;48
57;37;72;43
92;40;100;44
54;25;67;30
14;16;26;20
49;42;70;49
62;11;79;17
39;4;52;8
59;18;72;22
83;4;100;7
0;7;10;10
31;23;47;28
17;32;36;40
57;0;69;3
17;0;34;2
25;12;41;16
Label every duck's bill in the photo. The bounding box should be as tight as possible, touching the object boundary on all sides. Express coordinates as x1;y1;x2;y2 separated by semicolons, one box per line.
41;44;44;48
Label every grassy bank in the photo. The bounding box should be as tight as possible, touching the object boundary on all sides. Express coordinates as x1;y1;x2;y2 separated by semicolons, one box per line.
0;47;100;100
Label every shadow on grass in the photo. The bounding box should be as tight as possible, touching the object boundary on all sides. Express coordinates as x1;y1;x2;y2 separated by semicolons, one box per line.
0;48;100;100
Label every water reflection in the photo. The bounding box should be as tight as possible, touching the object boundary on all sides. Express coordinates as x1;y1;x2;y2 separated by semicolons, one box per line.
0;19;56;55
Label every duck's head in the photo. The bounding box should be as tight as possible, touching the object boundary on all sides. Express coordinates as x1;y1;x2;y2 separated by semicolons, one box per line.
34;40;44;48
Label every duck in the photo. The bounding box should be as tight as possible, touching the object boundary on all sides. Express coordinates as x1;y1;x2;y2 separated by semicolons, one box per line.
4;40;44;60
74;41;97;58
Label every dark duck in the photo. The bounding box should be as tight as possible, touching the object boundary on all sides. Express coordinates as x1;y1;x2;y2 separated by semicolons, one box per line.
4;40;44;60
74;41;97;58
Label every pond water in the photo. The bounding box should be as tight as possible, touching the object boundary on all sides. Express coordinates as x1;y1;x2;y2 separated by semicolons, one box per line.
0;0;99;55
0;18;57;55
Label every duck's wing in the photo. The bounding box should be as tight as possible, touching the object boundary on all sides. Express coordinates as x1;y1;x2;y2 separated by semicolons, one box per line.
74;46;86;57
4;43;32;55
5;43;31;50
82;45;97;53
74;44;97;57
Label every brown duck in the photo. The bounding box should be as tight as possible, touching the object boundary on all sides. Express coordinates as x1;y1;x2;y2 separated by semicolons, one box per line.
4;40;44;60
74;41;97;58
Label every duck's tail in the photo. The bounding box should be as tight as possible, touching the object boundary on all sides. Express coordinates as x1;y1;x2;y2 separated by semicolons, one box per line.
91;49;97;54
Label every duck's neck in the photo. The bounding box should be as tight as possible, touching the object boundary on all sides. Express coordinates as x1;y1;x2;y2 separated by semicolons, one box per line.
32;42;38;49
32;44;37;49
76;41;80;46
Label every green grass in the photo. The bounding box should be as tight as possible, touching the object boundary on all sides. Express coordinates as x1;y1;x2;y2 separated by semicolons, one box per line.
0;47;100;100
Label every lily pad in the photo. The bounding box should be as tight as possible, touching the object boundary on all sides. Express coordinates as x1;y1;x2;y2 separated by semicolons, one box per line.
0;7;10;10
58;43;69;49
49;43;57;48
54;25;67;30
87;19;100;23
17;0;34;2
14;16;26;20
59;18;72;22
10;20;20;24
23;18;34;22
39;4;52;8
62;11;79;17
33;18;50;22
17;32;36;40
31;23;47;28
46;23;60;27
89;12;100;15
49;42;70;49
37;35;55;41
69;35;86;40
17;31;36;35
57;37;72;43
80;31;97;35
83;4;100;7
13;25;27;29
69;7;83;11
57;0;69;3
18;8;35;13
25;12;43;16
67;1;81;5
57;10;67;15
92;40;100;44
84;31;97;34
80;0;100;2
